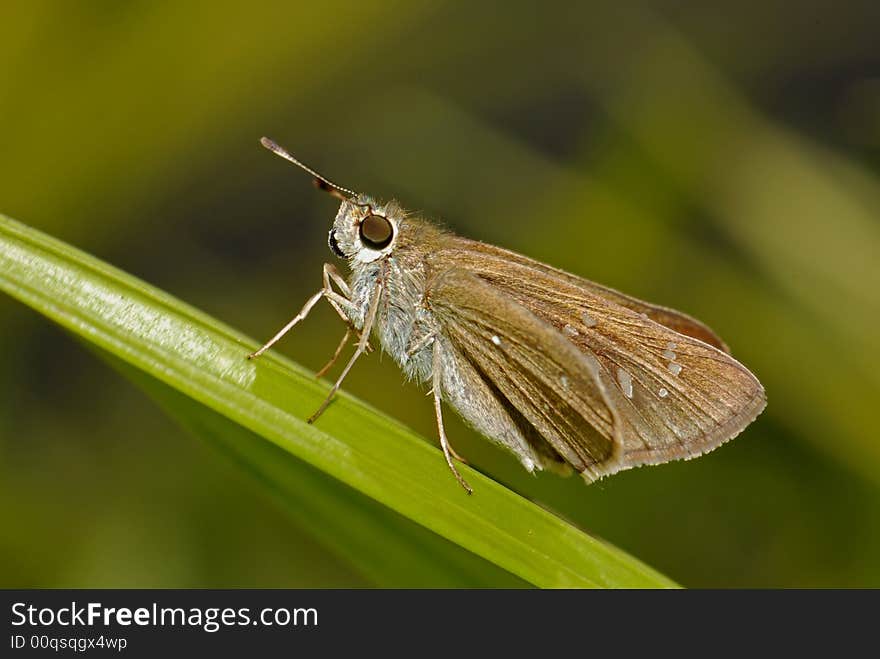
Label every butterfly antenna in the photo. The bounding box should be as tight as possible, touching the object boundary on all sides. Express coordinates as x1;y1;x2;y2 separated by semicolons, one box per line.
260;137;358;200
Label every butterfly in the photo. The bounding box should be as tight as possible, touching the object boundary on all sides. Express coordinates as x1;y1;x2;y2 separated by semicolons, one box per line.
250;138;766;493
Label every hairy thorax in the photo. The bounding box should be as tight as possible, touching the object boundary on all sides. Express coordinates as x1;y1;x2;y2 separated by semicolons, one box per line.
347;251;437;385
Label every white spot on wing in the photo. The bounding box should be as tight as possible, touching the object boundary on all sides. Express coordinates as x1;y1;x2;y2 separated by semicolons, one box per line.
491;335;502;346
581;310;597;327
668;362;682;376
658;387;668;398
667;341;678;350
616;367;634;398
662;349;677;361
560;375;570;388
562;323;579;338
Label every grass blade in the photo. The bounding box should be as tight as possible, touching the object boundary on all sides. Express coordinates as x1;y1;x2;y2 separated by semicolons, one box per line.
0;214;677;588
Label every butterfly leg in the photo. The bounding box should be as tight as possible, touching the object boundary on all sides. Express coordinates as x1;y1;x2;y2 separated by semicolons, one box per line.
405;331;435;359
432;345;473;494
314;328;352;379
445;435;468;464
308;280;382;424
323;263;372;355
313;263;365;380
248;263;359;360
248;288;325;359
323;262;352;298
407;331;468;467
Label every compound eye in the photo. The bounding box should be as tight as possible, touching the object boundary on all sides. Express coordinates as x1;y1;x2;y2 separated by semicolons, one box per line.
358;213;393;249
328;229;346;258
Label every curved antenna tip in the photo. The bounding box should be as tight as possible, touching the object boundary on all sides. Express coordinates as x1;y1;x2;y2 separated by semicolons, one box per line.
259;136;358;199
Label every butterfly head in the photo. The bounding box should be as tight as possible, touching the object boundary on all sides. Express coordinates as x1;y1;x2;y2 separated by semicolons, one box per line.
258;137;400;264
328;196;400;264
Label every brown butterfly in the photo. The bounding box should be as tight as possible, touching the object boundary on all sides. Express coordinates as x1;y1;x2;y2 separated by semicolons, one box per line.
250;137;766;493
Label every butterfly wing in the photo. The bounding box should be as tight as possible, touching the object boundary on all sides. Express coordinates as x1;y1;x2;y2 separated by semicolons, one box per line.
427;268;624;479
441;237;730;351
430;237;766;478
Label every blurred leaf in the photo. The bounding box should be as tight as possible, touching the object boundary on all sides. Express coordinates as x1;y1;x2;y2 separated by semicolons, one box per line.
0;2;434;244
0;214;677;588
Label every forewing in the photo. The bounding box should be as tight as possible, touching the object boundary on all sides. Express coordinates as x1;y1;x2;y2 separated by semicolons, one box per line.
431;237;766;475
428;268;622;478
439;237;729;351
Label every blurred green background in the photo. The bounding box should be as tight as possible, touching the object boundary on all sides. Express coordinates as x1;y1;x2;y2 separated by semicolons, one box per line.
2;1;879;587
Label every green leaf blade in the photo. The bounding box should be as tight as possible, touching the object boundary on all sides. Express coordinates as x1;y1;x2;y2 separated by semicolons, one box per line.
0;214;677;588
